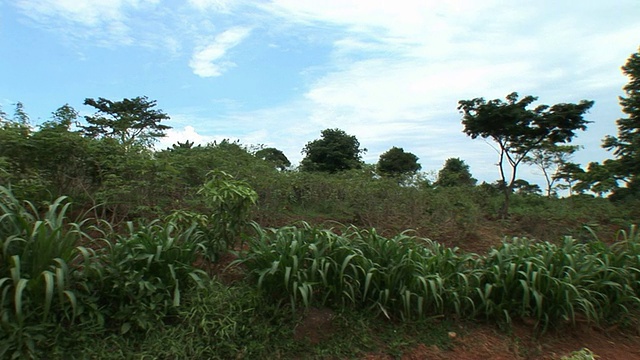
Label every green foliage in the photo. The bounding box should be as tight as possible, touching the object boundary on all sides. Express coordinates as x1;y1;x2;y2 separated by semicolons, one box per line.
239;222;640;333
561;348;598;360
377;146;421;178
30;107;91;200
237;222;480;319
435;157;477;187
81;96;171;149
84;218;208;334
198;170;258;255
0;187;99;359
524;144;580;197
595;47;640;199
254;147;291;171
459;92;593;216
300;128;366;173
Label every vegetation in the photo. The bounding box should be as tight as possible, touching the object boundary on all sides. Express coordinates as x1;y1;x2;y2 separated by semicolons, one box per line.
585;46;640;200
81;96;171;149
237;222;640;332
377;146;421;178
435;157;477;188
300;128;366;173
458;92;593;216
1;48;640;358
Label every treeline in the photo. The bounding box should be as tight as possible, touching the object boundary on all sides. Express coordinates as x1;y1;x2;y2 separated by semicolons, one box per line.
1;47;639;242
0;101;635;244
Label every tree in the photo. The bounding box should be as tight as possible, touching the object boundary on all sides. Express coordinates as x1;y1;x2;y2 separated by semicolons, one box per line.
377;147;421;177
554;162;586;196
0;105;7;121
458;92;593;216
434;158;477;187
255;147;291;171
81;96;171;149
12;102;29;124
523;144;580;197
512;179;542;196
598;46;640;199
300;128;366;173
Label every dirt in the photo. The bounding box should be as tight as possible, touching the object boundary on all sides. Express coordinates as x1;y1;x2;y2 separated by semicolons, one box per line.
408;323;640;360
293;307;337;345
283;300;640;360
357;320;640;360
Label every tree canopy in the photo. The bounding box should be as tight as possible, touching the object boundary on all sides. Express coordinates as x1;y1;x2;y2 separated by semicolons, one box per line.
598;47;640;199
377;147;421;177
255;147;291;171
435;158;476;187
523;144;580;197
458;92;593;215
81;96;171;149
300;128;366;173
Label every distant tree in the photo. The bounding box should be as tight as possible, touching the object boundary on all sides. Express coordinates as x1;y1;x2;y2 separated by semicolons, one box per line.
0;105;31;172
523;144;580;197
171;140;196;150
0;105;7;121
578;161;620;197
300;128;366;173
595;46;640;199
513;179;542;196
377;147;421;177
81;96;171;149
255;147;291;171
31;105;90;198
434;157;477;187
554;162;586;196
458;92;593;216
12;102;29;124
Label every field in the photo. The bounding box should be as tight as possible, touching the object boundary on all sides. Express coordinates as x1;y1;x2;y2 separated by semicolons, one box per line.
2;174;640;359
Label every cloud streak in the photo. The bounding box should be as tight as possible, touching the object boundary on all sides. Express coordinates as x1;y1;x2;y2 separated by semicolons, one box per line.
189;27;252;77
14;0;160;45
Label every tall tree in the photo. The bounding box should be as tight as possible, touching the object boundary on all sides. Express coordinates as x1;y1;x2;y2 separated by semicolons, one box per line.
81;96;171;149
458;92;593;216
523;144;580;197
377;146;421;177
300;128;366;173
434;157;477;187
598;46;640;199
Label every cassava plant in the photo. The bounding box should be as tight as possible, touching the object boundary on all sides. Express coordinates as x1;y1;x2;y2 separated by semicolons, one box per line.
198;170;258;256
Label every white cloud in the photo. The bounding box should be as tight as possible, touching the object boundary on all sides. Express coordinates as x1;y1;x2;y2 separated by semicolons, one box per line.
189;27;252;77
188;0;238;13
14;0;159;45
157;125;215;150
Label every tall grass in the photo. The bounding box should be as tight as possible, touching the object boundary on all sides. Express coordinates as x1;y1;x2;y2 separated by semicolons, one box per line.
84;217;209;334
0;186;96;358
0;187;214;357
236;222;479;319
237;222;640;332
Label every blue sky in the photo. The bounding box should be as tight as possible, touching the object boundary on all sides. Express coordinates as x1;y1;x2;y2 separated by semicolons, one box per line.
1;0;639;187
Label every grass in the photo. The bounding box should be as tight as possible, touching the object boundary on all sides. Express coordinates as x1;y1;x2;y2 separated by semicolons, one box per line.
2;185;639;358
236;222;640;332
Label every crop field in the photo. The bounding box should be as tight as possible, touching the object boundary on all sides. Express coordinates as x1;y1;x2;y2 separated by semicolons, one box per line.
1;182;639;359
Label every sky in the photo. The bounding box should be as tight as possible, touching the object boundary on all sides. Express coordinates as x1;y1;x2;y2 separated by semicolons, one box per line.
1;0;639;187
